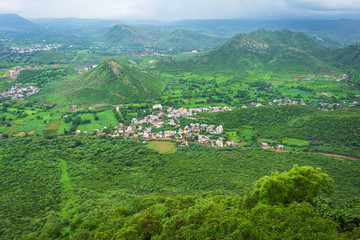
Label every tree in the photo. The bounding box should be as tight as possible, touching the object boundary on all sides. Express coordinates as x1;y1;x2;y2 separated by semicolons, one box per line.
247;165;334;206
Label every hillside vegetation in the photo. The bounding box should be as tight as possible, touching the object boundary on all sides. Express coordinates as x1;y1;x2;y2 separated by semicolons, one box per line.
33;58;164;104
104;24;166;47
1;137;360;239
156;29;334;73
157;29;229;51
103;25;229;51
329;44;360;72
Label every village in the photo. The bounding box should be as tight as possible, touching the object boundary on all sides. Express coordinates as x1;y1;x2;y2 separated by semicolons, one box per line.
73;105;238;148
70;96;355;148
245;97;306;108
10;44;62;53
0;84;39;100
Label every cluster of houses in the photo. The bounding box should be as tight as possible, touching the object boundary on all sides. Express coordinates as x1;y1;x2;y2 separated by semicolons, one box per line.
164;105;232;117
317;101;358;111
324;73;348;82
261;142;284;150
76;105;236;148
75;65;98;74
241;97;306;108
10;44;62;53
0;84;39;100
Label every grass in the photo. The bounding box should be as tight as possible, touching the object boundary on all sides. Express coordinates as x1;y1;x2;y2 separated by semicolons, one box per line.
59;159;76;212
12;130;35;137
283;137;310;146
147;141;177;154
17;119;46;135
43;118;62;136
226;131;239;142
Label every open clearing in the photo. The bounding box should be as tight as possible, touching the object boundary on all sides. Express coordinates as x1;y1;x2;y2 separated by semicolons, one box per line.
147;141;177;154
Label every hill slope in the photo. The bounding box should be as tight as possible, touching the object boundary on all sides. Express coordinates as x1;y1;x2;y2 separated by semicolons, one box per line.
35;58;164;104
329;44;360;71
104;24;165;46
157;29;333;73
0;14;40;33
104;25;229;51
158;29;229;51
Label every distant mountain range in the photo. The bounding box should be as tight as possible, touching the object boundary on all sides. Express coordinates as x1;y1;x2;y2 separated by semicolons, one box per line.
156;29;334;73
1;14;360;48
103;25;229;51
0;14;41;33
168;18;360;48
32;17;124;37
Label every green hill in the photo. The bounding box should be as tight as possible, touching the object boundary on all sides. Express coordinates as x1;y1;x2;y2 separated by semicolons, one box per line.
329;44;360;71
158;29;229;51
35;58;164;104
0;14;41;33
104;25;229;51
157;29;333;73
104;24;165;46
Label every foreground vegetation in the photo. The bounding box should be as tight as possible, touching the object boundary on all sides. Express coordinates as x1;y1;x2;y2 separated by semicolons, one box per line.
0;137;359;239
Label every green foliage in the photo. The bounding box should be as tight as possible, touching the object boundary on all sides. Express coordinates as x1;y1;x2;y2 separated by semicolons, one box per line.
247;165;334;206
157;29;229;51
329;44;360;72
0;137;360;239
104;25;228;51
16;68;68;87
104;24;166;47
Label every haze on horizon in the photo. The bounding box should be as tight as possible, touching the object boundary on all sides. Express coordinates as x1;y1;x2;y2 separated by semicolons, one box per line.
0;0;360;21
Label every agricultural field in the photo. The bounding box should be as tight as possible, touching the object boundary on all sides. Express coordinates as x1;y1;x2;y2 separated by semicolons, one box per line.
0;102;125;137
147;141;177;154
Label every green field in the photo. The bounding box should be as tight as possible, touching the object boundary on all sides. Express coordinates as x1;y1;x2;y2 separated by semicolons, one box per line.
147;141;177;154
283;137;310;146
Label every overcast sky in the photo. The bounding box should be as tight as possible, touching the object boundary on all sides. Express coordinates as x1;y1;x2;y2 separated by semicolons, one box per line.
1;0;360;20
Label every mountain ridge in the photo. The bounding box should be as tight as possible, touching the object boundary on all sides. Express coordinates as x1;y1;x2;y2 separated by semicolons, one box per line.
103;24;229;51
156;29;334;73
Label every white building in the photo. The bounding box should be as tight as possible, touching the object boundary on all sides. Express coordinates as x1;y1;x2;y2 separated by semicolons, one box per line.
153;104;163;110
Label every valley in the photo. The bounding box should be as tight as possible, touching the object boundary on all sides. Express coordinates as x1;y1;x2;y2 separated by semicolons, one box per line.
0;13;360;239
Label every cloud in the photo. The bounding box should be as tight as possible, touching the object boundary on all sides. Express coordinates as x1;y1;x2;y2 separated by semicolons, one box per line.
0;0;23;12
0;0;359;20
287;0;360;10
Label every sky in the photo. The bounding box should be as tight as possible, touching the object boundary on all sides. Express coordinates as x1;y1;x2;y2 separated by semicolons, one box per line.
0;0;360;20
